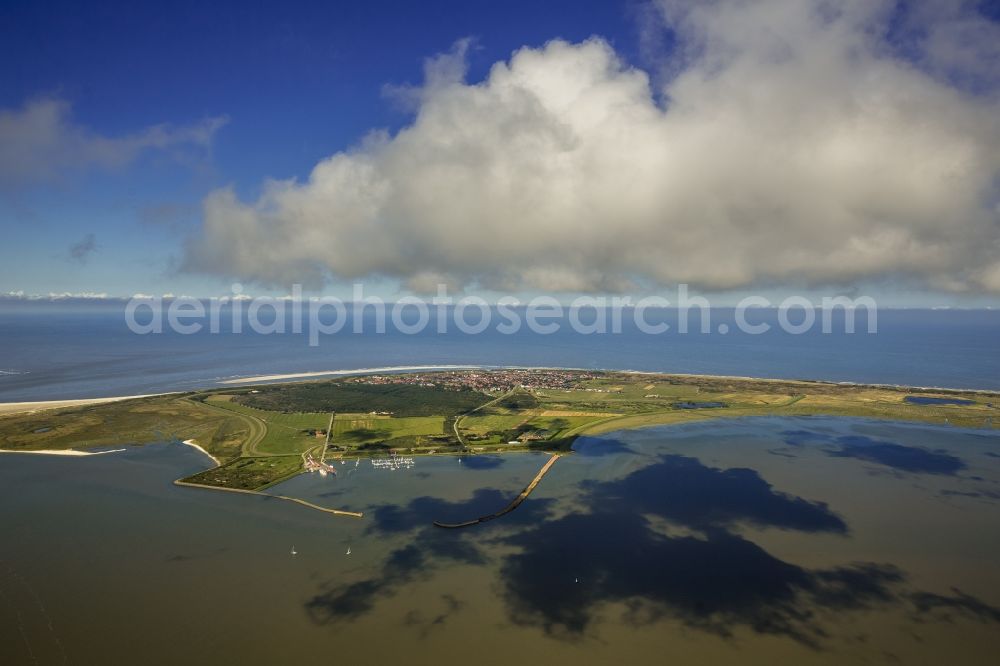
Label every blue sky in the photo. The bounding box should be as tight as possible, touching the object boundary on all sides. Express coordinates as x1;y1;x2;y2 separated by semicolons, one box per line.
1;0;998;306
0;0;649;298
2;0;642;190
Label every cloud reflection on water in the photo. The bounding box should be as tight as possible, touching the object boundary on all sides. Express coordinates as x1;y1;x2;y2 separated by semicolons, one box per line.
305;420;1000;648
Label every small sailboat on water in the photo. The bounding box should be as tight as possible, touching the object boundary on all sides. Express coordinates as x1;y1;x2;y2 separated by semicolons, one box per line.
291;546;297;556
346;546;351;555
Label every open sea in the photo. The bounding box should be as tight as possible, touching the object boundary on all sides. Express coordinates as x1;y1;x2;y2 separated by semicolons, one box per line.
0;303;998;400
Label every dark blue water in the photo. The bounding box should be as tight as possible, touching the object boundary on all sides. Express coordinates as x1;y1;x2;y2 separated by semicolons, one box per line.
905;396;977;405
673;401;727;409
0;303;997;401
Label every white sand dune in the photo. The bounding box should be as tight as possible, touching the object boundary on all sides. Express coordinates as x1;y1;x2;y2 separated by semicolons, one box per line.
219;365;484;384
0;394;162;416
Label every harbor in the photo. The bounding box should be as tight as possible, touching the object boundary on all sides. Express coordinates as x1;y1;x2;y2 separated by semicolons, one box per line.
370;453;415;471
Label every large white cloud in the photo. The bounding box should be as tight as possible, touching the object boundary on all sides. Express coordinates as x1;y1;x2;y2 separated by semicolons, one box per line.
184;0;1000;293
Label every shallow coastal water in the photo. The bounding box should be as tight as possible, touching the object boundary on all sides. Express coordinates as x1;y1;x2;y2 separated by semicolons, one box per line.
905;395;977;406
2;417;999;665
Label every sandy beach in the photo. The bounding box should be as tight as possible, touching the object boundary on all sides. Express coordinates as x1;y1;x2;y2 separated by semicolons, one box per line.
0;394;162;416
219;365;484;384
0;447;126;456
181;439;220;465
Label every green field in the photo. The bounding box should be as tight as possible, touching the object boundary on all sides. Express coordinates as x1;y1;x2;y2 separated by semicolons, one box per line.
0;394;248;461
179;455;304;490
331;414;446;447
204;395;331;455
461;413;531;436
1;370;996;492
232;381;487;416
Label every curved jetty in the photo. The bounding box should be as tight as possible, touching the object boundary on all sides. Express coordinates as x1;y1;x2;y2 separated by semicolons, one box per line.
434;454;560;528
270;494;364;518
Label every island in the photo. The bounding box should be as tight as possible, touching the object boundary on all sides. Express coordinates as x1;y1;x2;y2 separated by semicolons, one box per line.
1;368;996;499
